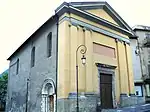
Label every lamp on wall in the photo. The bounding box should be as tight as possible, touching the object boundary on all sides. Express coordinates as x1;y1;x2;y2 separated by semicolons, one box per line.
81;55;86;65
76;45;87;112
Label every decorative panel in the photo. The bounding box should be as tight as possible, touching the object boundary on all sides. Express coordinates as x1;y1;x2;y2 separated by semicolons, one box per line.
93;43;115;58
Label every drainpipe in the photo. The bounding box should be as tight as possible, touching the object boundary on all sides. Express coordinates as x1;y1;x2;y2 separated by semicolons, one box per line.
55;14;59;112
25;78;29;112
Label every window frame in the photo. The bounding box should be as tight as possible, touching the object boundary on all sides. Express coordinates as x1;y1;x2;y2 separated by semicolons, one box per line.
41;79;56;112
134;84;143;97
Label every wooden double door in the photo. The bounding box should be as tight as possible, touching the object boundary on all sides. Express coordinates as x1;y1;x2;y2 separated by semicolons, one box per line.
100;73;113;109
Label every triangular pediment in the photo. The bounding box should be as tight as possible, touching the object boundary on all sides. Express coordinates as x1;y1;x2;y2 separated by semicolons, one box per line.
70;2;131;31
86;9;119;26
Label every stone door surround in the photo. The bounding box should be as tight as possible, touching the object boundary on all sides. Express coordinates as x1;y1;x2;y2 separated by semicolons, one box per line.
96;63;117;109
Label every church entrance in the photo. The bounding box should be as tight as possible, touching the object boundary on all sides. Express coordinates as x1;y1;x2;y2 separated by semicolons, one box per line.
96;63;116;110
100;73;113;109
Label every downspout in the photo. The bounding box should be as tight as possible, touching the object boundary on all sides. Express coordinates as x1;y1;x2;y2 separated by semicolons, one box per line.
55;14;59;112
25;79;29;112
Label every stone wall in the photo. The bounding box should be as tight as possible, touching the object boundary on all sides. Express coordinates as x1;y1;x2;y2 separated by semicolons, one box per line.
120;93;145;107
5;19;57;112
57;93;98;112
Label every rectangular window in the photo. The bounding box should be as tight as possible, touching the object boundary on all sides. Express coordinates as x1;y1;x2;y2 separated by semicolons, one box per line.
135;85;143;97
16;59;19;74
31;47;35;67
47;32;52;57
93;43;116;58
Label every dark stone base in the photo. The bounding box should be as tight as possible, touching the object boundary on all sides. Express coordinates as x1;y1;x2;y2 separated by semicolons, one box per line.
137;96;145;104
57;93;146;111
119;93;144;107
57;92;98;112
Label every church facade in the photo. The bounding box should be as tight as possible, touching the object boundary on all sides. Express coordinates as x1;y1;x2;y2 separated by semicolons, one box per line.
6;2;137;112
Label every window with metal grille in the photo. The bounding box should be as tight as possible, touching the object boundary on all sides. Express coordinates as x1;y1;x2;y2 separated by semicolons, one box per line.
47;32;52;57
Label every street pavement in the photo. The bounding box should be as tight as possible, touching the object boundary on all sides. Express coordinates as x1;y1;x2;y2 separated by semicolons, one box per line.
102;104;150;112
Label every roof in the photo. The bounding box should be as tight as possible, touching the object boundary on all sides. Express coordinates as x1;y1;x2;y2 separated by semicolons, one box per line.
8;1;136;60
7;15;58;60
132;25;150;32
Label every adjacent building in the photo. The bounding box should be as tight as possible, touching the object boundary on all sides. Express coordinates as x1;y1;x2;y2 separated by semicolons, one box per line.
6;2;137;112
132;25;150;103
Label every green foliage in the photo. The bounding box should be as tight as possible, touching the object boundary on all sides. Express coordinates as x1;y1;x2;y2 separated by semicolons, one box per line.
0;72;8;104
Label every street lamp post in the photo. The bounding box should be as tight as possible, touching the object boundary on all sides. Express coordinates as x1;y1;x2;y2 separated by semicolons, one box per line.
76;45;87;112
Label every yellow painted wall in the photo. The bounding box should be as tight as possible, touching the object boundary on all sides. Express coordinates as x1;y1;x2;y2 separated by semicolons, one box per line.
60;13;128;39
86;9;119;26
57;11;135;103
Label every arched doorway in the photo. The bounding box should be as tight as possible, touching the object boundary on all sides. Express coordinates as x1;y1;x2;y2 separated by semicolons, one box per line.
41;79;55;112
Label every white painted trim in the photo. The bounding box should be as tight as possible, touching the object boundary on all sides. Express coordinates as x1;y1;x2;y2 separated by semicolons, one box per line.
41;79;56;112
42;79;55;94
55;5;68;14
71;4;105;7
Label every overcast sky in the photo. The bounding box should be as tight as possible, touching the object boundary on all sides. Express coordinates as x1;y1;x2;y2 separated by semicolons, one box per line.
0;0;150;74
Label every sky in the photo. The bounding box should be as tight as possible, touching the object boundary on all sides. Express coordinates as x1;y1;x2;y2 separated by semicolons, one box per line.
0;0;150;74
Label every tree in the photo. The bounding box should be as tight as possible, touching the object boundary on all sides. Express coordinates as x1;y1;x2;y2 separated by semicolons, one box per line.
0;72;8;108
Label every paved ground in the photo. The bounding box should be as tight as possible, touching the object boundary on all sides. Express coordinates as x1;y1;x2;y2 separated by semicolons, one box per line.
102;104;150;112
